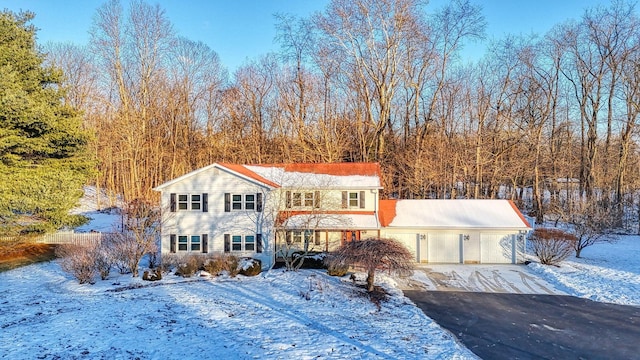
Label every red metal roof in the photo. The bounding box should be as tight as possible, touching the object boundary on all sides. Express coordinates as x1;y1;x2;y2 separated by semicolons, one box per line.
378;199;398;227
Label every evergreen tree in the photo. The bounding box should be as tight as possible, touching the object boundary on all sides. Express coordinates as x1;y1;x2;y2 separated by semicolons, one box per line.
0;10;94;235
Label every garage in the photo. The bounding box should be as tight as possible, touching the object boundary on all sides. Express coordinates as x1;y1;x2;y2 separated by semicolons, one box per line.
379;199;531;264
480;233;515;263
428;233;461;263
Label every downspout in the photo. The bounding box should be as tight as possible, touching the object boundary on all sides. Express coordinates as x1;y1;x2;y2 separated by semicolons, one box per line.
372;188;381;239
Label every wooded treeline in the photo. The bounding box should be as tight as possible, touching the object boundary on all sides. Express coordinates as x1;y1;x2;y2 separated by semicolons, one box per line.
45;0;640;227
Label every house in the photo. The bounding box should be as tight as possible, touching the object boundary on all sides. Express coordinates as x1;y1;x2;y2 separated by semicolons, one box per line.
153;163;531;268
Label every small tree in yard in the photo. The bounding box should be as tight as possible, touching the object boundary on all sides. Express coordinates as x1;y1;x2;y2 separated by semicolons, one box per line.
567;200;616;258
325;237;413;292
529;228;576;265
109;199;160;277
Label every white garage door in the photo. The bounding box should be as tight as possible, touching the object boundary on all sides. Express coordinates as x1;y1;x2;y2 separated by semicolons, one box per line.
480;233;514;263
386;233;419;262
428;233;461;263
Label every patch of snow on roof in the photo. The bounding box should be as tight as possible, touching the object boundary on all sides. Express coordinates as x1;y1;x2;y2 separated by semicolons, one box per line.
389;199;530;229
283;213;379;229
245;165;380;188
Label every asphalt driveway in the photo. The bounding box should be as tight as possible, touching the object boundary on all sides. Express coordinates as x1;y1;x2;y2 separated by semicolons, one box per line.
405;290;640;359
406;265;566;294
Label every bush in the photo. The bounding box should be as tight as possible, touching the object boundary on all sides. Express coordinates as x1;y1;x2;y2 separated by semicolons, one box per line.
203;256;228;275
239;258;262;276
529;228;577;266
325;255;349;276
293;252;327;269
174;255;201;277
56;243;98;284
142;268;162;281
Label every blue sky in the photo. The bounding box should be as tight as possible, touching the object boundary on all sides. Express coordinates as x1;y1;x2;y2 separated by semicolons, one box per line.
3;0;616;73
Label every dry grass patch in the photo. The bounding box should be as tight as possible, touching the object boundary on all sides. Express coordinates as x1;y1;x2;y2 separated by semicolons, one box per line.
0;239;57;272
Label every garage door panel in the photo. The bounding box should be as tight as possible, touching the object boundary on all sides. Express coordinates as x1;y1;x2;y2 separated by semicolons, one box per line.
428;233;461;263
480;233;514;263
386;233;419;262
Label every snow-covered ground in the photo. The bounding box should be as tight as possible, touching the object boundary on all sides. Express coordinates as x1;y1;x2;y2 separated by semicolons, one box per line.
526;235;640;306
0;264;475;359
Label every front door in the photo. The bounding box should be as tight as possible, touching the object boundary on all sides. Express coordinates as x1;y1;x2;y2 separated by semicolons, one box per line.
341;230;360;246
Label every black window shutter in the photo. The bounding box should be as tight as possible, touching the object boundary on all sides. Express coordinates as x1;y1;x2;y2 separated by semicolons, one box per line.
360;191;366;208
202;193;208;212
341;191;347;208
170;193;176;212
170;234;176;253
256;193;263;212
224;193;230;212
285;191;292;208
256;234;263;253
224;234;230;253
314;191;320;208
202;234;208;253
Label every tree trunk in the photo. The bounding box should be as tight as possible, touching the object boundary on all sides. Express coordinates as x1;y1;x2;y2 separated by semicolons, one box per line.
366;270;375;292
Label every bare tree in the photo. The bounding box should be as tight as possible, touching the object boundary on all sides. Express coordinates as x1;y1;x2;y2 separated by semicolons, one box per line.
108;199;161;277
326;237;413;292
567;199;616;258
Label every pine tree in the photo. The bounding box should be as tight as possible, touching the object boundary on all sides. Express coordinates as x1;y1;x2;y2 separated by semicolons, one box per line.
0;10;94;235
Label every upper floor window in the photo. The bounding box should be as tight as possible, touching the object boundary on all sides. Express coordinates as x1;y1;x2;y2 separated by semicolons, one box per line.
171;193;208;212
286;191;320;208
342;191;365;209
225;193;263;212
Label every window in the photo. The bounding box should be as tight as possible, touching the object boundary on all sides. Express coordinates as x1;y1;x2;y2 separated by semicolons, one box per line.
172;234;206;253
190;235;201;251
245;194;255;210
227;235;257;252
178;195;188;210
178;236;188;251
288;191;319;208
172;193;207;211
227;193;260;211
286;231;319;246
304;193;314;207
245;235;255;251
349;192;359;207
232;195;243;210
191;195;201;210
292;192;302;207
232;235;242;251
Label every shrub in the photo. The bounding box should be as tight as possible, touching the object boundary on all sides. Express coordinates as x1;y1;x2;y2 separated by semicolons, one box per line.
325;255;349;276
239;258;262;276
56;243;98;284
293;252;327;269
174;255;201;277
529;228;577;266
203;256;228;276
142;268;162;281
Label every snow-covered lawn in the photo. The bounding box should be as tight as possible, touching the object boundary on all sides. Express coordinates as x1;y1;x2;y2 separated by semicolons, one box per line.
526;235;640;306
0;262;475;360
